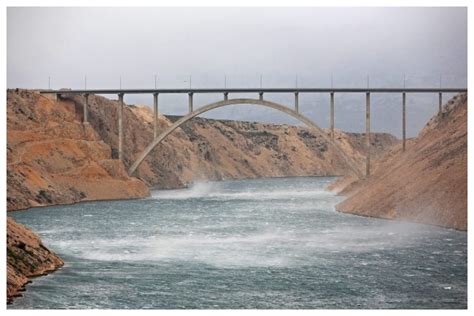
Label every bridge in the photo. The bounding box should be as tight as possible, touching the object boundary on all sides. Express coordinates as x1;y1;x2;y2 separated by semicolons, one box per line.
40;87;468;179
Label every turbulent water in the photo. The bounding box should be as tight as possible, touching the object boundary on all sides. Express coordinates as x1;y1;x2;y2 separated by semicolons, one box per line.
9;177;467;309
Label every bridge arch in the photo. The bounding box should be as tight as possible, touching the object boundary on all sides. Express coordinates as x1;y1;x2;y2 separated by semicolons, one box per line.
128;98;364;179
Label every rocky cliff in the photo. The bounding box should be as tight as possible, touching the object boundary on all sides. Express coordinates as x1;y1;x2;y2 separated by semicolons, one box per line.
7;217;64;304
7;89;150;211
332;93;467;230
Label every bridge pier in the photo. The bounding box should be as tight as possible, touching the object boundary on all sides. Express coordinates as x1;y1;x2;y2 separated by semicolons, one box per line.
118;93;124;161
439;92;443;114
402;92;406;151
366;92;371;178
153;93;159;139
259;92;264;101
188;92;193;113
294;92;299;113
330;92;335;139
83;94;89;124
224;92;228;101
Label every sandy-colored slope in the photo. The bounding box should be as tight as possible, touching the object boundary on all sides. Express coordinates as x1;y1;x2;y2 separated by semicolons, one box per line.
7;89;150;211
333;93;467;230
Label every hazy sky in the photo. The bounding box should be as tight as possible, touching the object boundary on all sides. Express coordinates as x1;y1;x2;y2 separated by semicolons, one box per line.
7;7;467;137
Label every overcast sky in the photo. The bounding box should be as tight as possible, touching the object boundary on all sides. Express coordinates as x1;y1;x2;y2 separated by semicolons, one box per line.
7;7;467;136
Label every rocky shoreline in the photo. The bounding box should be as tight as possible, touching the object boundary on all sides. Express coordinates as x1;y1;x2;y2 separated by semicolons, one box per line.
7;217;64;304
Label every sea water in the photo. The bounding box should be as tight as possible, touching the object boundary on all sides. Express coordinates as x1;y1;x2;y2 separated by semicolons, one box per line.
9;177;467;309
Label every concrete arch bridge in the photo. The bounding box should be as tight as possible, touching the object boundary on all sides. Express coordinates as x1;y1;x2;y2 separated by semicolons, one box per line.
41;87;467;179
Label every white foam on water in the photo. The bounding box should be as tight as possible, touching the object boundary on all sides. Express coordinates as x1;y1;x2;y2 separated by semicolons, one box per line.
54;231;294;267
150;180;334;201
151;181;215;199
9;177;467;309
45;179;440;269
28;179;443;270
52;220;431;269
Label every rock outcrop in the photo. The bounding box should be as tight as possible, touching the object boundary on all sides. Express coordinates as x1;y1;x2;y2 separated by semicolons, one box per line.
7;217;64;304
332;94;467;230
7;89;150;211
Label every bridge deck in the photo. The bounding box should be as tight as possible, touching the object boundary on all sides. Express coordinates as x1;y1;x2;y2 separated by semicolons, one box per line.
39;88;467;94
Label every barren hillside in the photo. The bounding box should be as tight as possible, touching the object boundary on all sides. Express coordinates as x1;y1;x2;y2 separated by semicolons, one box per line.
7;89;149;211
332;93;467;230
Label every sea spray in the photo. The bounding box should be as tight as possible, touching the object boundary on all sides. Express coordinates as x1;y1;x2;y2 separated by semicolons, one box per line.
9;177;467;309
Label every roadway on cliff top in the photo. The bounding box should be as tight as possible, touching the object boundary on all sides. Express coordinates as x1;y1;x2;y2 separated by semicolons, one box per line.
40;87;467;179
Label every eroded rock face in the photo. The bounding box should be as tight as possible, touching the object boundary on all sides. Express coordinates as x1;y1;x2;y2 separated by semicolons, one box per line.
7;89;150;211
7;217;64;304
333;94;467;230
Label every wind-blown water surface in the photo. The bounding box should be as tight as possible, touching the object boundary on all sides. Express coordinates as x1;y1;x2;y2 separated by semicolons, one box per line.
9;177;467;309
